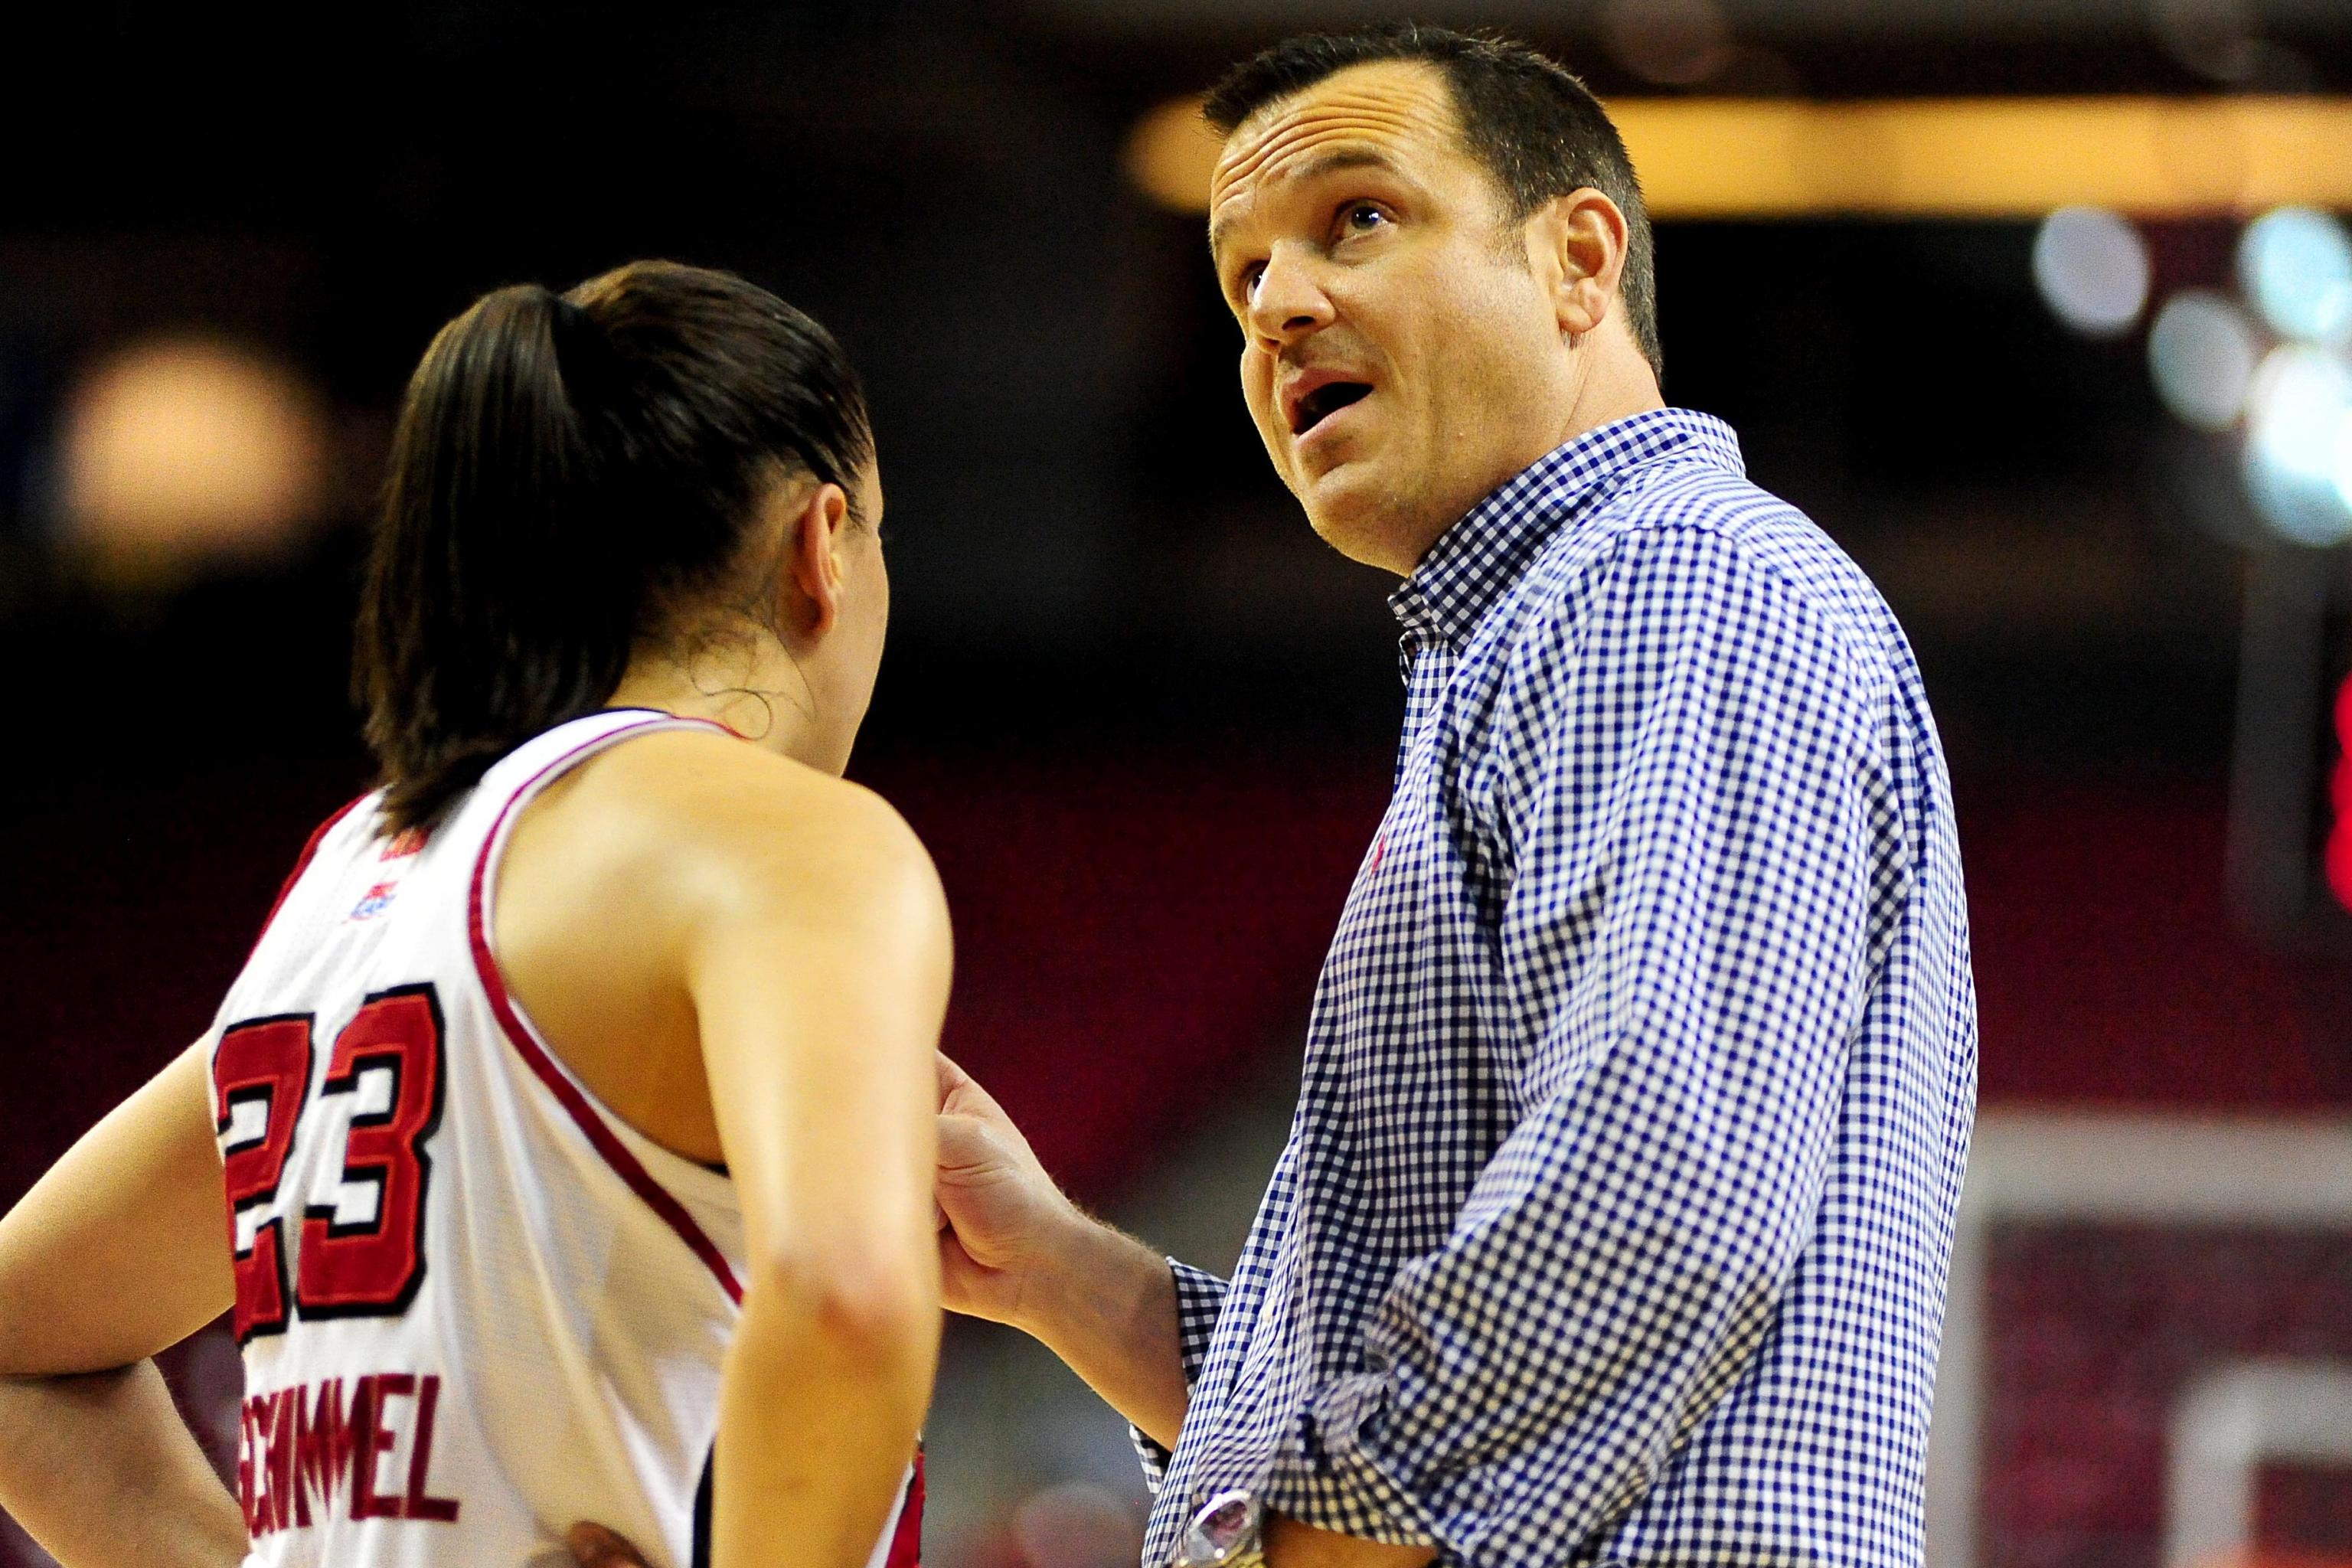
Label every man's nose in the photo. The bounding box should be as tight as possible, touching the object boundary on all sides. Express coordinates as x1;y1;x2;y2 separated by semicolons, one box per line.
1246;246;1335;349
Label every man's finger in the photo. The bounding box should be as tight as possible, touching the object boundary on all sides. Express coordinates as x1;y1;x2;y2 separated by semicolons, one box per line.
936;1112;1021;1235
936;1111;1013;1179
565;1522;652;1567
936;1051;1015;1122
935;1050;972;1101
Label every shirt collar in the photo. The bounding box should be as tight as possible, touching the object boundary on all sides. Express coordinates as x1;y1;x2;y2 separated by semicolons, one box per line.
1388;407;1744;652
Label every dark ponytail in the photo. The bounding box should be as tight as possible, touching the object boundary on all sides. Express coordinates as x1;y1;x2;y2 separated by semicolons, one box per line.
355;261;874;832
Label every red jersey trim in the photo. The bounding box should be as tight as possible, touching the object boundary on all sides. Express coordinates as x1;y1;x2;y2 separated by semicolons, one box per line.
465;720;746;1306
885;1448;925;1567
249;793;371;964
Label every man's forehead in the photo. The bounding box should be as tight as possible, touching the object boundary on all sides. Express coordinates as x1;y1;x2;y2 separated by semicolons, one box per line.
1208;60;1460;240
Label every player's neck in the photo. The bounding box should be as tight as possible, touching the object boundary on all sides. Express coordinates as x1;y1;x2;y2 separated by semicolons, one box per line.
605;656;839;773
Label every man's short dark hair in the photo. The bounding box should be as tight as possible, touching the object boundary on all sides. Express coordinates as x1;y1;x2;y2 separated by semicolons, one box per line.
1204;23;1662;383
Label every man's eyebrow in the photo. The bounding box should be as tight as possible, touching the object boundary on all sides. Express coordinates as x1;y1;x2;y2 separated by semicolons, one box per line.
1207;146;1403;261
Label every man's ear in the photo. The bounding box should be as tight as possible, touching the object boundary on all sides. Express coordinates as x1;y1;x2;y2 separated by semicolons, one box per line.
1530;188;1631;342
782;479;853;639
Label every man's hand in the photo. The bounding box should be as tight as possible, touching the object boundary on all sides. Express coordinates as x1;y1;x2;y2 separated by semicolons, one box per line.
567;1522;651;1566
933;1054;1193;1446
933;1052;1094;1330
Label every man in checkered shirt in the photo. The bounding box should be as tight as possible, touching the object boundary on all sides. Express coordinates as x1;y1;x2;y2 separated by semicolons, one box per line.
933;24;1976;1568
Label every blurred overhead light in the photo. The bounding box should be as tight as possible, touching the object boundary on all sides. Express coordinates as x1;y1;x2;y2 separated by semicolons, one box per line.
2148;289;2260;431
2033;207;2151;337
1590;97;2351;219
56;337;326;587
1125;95;2352;219
2243;345;2352;546
2238;206;2352;347
1126;95;1223;216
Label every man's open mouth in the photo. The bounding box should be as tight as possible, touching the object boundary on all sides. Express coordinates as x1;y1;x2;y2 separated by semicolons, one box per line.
1291;381;1372;437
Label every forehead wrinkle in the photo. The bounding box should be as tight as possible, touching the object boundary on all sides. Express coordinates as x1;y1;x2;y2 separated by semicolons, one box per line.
1208;70;1457;252
1223;115;1439;265
1216;93;1427;189
1208;145;1406;260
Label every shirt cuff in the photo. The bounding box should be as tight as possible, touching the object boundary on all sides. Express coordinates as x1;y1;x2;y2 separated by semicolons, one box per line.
1129;1259;1232;1492
1256;1371;1453;1551
1130;1425;1178;1494
1168;1259;1230;1382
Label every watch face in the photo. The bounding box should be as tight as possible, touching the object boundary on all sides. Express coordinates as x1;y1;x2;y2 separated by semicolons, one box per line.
1179;1488;1265;1566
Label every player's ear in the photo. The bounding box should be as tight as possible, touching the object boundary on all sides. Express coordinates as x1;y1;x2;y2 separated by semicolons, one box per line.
779;477;851;639
1529;188;1629;341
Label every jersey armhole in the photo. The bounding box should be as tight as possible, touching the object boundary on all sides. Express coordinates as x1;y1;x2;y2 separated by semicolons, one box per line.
462;718;746;1306
247;792;372;964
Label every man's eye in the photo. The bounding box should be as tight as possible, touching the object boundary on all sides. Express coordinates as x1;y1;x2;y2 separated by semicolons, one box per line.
1237;263;1266;300
1341;203;1389;234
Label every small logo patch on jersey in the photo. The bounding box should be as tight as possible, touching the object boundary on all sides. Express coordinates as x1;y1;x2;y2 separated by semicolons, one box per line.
381;826;430;861
351;882;398;921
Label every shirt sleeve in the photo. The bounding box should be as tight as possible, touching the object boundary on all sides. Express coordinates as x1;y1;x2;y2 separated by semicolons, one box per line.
1129;1259;1233;1491
1256;524;1896;1559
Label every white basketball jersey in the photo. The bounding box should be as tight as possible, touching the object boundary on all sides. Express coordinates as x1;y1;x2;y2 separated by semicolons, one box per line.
202;710;922;1568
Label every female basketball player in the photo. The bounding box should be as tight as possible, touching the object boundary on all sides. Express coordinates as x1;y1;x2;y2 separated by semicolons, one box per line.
0;262;946;1568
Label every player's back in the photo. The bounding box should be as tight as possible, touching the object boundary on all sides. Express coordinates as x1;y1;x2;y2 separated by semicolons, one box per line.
205;708;920;1568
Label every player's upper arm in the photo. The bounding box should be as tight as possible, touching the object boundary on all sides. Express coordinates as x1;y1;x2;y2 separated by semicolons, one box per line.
0;1041;234;1377
663;760;951;1294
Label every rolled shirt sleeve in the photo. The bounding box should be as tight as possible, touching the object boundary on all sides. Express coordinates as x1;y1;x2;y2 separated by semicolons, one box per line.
1256;525;1896;1557
1131;1259;1235;1491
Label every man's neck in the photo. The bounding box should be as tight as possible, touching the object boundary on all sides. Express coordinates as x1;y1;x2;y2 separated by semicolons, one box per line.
1401;355;1668;580
1554;341;1666;457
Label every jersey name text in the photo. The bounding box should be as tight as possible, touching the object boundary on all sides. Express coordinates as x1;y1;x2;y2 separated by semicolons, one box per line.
238;1370;463;1537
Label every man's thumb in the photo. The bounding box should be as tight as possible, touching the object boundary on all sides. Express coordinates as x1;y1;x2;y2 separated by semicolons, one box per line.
936;1110;1011;1178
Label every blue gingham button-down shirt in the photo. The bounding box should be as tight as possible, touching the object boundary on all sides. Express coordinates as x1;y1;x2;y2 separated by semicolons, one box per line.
1137;409;1977;1566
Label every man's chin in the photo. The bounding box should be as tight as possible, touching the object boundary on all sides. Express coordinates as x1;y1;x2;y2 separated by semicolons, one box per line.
1298;466;1423;575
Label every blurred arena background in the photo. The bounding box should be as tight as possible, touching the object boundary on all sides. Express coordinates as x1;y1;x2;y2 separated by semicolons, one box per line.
4;2;2351;1564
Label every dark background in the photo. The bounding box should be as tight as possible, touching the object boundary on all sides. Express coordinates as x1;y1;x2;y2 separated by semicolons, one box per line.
2;4;2349;1565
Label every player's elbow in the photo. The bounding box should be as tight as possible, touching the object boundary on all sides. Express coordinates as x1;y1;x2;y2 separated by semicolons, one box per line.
801;1260;937;1367
739;1245;939;1383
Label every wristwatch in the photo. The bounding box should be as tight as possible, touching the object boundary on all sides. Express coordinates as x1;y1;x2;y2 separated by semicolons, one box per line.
1175;1488;1267;1568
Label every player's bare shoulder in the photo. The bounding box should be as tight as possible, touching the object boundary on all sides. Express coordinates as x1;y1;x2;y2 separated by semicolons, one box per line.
520;726;946;958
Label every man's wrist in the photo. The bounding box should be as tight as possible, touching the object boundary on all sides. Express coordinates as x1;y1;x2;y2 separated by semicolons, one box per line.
1015;1208;1166;1348
1012;1211;1190;1447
